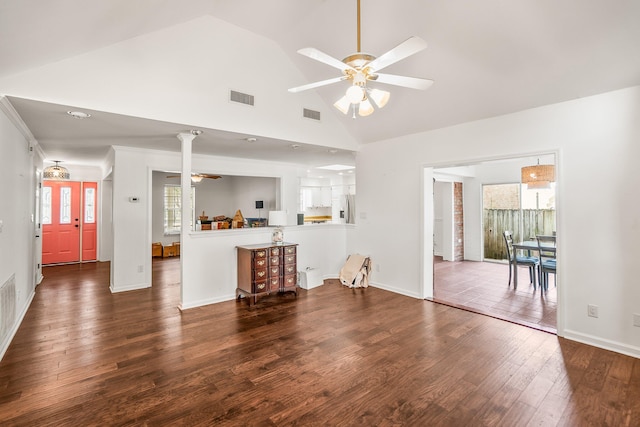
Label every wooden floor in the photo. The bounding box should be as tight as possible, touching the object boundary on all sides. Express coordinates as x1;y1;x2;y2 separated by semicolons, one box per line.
433;258;557;333
1;259;638;426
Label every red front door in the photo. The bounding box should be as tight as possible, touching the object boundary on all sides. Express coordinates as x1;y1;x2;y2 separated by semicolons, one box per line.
42;181;97;265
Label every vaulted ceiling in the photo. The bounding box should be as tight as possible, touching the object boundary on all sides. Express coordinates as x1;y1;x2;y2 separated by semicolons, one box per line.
1;0;639;169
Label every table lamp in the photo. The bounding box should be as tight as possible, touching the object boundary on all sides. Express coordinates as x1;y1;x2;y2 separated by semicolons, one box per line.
268;211;287;245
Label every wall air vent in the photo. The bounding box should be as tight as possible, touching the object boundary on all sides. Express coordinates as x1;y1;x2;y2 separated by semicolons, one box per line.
303;108;321;121
229;90;255;106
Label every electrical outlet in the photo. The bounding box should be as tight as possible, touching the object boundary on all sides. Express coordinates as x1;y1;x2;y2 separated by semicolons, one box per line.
633;313;640;327
588;304;599;318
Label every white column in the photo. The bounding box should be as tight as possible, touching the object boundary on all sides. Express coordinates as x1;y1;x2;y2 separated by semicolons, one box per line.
176;131;198;308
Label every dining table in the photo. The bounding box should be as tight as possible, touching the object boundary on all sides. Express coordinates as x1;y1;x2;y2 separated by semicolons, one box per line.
512;240;556;288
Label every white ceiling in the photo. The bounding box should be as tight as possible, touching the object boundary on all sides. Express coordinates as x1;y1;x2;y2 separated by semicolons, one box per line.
2;0;639;170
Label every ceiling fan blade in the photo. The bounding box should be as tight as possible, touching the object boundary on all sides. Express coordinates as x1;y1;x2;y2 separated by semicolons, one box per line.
374;73;434;90
288;76;346;93
367;36;428;73
297;47;356;72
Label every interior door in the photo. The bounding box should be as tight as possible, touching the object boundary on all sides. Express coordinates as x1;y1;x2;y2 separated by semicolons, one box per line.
42;181;81;264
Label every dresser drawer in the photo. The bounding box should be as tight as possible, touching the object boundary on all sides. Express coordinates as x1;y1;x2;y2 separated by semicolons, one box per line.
253;249;268;259
253;268;268;281
284;245;296;255
254;281;268;293
269;256;280;266
253;257;267;268
269;277;280;291
283;274;297;288
283;264;296;275
268;265;281;277
284;253;296;265
270;247;282;257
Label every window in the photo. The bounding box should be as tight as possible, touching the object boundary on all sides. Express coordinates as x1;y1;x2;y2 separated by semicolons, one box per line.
164;185;195;234
42;186;52;225
84;187;95;223
60;186;71;224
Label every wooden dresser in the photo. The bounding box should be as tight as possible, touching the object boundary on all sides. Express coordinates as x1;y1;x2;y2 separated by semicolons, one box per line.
236;242;298;305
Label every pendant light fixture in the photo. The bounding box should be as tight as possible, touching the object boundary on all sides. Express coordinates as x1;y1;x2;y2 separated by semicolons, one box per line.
521;160;555;189
43;161;70;180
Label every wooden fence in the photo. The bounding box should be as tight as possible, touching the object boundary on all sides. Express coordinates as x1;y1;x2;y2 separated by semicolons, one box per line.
484;209;556;260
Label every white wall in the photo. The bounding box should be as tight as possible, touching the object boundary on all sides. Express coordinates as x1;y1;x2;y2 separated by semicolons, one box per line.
0;98;41;359
229;176;278;218
355;86;640;357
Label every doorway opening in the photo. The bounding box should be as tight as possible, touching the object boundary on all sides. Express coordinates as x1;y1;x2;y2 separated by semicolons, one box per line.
427;154;558;333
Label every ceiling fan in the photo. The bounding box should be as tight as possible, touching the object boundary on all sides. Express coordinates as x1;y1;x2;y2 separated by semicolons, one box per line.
288;0;434;117
167;173;222;183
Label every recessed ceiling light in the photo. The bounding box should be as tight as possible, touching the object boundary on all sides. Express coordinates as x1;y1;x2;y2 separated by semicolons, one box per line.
291;144;300;149
317;164;355;171
246;137;257;142
66;110;91;119
191;130;203;136
328;149;338;154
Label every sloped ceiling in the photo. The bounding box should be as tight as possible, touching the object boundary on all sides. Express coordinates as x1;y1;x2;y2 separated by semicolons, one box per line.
1;0;639;168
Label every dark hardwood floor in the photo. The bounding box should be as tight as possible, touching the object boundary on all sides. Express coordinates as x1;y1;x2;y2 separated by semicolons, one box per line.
0;258;638;426
433;257;557;333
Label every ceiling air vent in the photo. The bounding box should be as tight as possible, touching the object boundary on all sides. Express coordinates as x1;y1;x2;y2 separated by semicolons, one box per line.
303;108;321;121
229;90;254;106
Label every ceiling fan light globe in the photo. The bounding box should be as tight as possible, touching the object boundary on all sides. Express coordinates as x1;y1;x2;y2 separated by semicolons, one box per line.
369;89;390;108
346;85;365;104
190;175;204;183
358;98;374;116
333;96;351;114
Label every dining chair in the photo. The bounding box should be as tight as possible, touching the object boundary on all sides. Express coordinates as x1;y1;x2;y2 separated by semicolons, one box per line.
503;230;538;288
536;235;556;291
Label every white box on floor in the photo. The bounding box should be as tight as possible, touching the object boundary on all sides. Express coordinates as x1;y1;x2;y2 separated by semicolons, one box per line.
299;268;323;289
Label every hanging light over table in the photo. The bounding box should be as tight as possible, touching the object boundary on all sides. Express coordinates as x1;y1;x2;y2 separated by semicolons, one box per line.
521;160;555;189
43;161;70;180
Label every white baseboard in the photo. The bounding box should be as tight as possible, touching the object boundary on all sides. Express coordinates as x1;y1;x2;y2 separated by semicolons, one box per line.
368;281;423;299
0;290;35;361
563;329;640;359
179;293;236;310
109;283;151;293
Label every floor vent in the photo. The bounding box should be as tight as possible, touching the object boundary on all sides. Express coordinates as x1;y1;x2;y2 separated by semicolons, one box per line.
229;90;255;106
303;108;321;121
0;274;16;346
